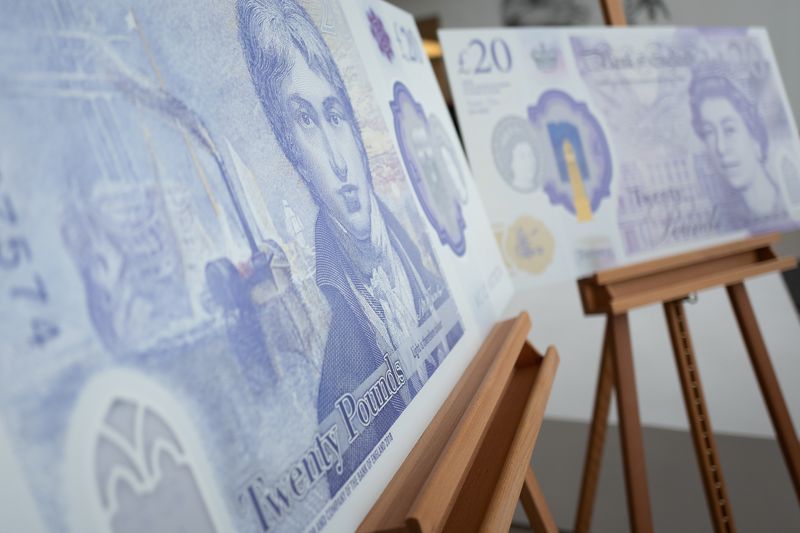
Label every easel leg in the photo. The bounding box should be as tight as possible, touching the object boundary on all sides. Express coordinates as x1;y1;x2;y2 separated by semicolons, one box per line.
610;313;653;533
574;321;614;533
727;282;800;501
664;300;736;533
520;467;558;533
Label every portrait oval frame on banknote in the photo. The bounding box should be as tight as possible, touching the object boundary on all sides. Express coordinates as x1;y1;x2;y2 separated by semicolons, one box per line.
491;115;543;194
528;89;613;220
390;81;467;256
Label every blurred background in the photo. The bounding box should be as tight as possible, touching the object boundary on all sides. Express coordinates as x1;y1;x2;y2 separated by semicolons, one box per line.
389;1;800;531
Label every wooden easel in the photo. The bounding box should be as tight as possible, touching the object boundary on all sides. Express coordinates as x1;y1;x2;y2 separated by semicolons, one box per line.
575;2;800;531
359;312;560;532
572;234;800;533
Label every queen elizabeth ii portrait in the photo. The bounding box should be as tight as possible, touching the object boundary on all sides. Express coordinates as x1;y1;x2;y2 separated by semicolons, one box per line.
689;74;788;229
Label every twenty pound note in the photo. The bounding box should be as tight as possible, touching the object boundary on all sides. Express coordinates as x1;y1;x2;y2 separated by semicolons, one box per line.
441;27;800;287
0;1;511;532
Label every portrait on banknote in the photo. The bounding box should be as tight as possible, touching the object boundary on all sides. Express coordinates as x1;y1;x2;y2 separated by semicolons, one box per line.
688;71;791;232
0;1;490;532
491;116;542;194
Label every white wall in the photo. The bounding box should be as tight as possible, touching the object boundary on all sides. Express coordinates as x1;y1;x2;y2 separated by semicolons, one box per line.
391;0;800;438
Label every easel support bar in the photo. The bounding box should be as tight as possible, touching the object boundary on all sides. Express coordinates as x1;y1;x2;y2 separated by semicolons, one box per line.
521;468;559;533
574;324;614;532
665;299;735;533
727;283;800;498
610;313;653;533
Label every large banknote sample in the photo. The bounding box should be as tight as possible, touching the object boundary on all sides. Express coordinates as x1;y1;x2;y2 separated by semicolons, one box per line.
441;27;800;287
0;1;510;532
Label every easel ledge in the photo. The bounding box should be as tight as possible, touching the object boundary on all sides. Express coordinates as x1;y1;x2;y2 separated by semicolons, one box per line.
359;312;560;533
578;233;797;314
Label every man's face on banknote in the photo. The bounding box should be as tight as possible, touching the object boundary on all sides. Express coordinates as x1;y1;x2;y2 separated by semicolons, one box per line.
281;50;372;241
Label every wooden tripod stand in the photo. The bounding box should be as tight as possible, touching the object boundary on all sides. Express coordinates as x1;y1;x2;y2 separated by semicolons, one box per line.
572;234;800;532
359;313;560;532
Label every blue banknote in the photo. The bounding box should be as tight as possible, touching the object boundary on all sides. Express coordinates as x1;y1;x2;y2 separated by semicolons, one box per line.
0;1;480;531
441;27;800;285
